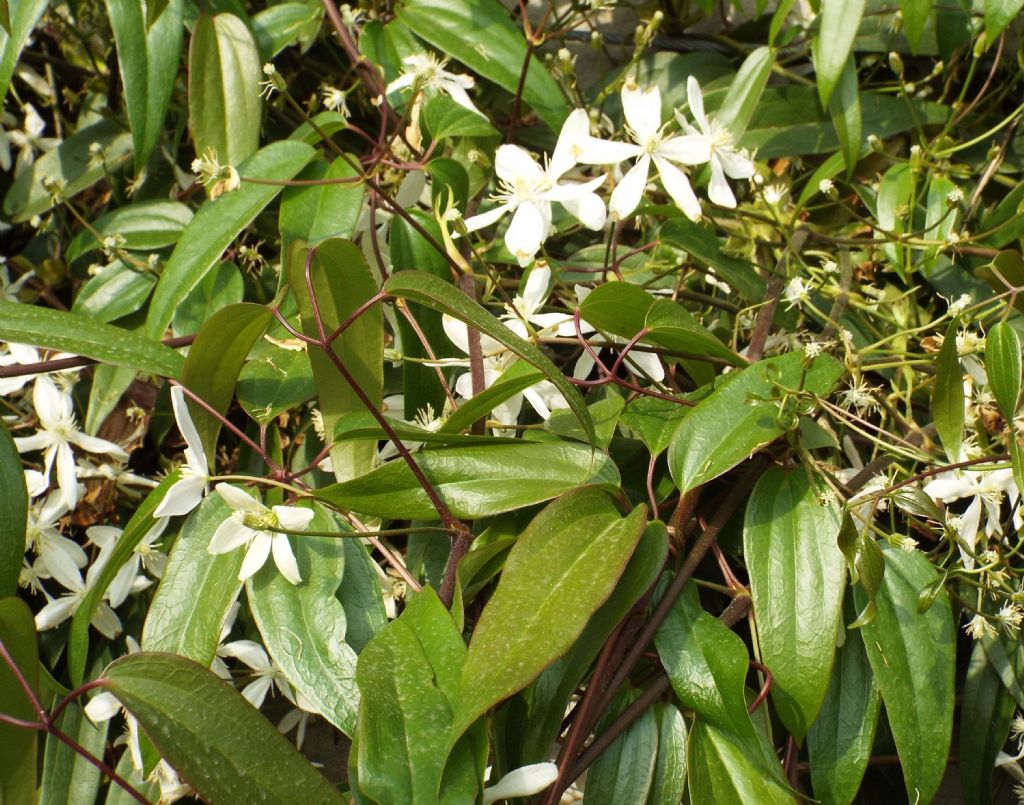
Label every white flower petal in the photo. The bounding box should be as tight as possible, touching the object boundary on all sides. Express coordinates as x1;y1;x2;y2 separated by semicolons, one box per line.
208;518;253;555
68;431;129;461
621;82;662;143
520;264;552;317
241;676;273;709
561;191;606;231
482;763;559;804
55;442;79;511
84;691;122;722
35;595;78;630
687;76;709;133
609;155;650;220
170;386;208;474
215;483;264;514
654;156;702;221
494;145;543;184
33;376;70;430
576;137;643;165
504;202;547;267
549;108;591;179
707;155;738;208
239;533;272;581
273;505;315;530
271;534;302;585
218;639;271;672
656;134;712;166
154;475;208;518
717;146;756;179
463;203;511;234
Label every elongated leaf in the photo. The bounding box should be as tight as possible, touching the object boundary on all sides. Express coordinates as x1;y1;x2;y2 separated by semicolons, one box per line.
986;321;1022;421
716;46;773;139
0;424;26;596
981;633;1024;709
933;316;964;463
687;720;796;803
182;303;273;461
237;345;316;425
853;545;955;804
67;200;193;262
453;489;647;740
807;612;881;805
0;0;48;104
439;362;545;434
619;397;691;456
0;597;36;805
585;695;659;804
39;701;109;805
877;163;913;275
986;0;1024;40
423;94;499;140
107;0;183;171
0;300;184;378
830;58;862;177
813;0;866;107
248;504;360;736
68;474;176;686
355;587;481;804
317;441;619;519
71;262;156;324
189;13;261;167
289;239;383;482
172;261;245;338
744;467;846;739
960;641;1015;805
144;140;315;341
384;270;594;441
102;652;344;804
659;218;765;302
395;0;568;131
252;2;322;58
279;157;364;250
668;352;844;495
142;495;244;666
648;703;688;805
339;539;388;653
922;175;957;274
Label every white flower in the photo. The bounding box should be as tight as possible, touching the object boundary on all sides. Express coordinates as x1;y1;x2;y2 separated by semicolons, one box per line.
154;386;210;517
148;759;192;804
482;763;559;804
965;613;997;640
1000;602;1024;633
217;639;293;707
386;52;483;117
191;149;239;199
14;376;128;510
578;78;708;220
25;491;86;591
86;519;168;608
782;277;812;310
35;559;122;639
463;110;606;267
320;85;350;116
278;689;318;749
207;484;311;585
0;266;32;303
675;77;755;209
923;468;1020;560
0;342;41;396
5;104;59;176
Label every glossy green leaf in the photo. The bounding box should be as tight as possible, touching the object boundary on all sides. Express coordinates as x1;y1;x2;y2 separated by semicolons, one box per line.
4;119;134;222
853;545;955;804
68;474;175;686
716;46;773;139
39;701;109;805
813;0;865;107
182;302;273;461
188;13;262;167
144;140;315;341
647;703;688;805
248;504;360;736
877;163;914;276
355;587;481;804
545;386;625;449
0;300;184;378
423;94;499;140
921;176;958;274
901;0;933;52
67;201;193;262
830;58;861;177
106;0;183;171
619;396;691;456
71;262;156;324
395;0;568;131
288;238;383;482
425;157;469;212
237;345;316;425
687;720;796;804
317;441;619;519
984;0;1024;40
252;2;322;58
172;261;245;338
384;270;595;441
960;640;1015;805
142;495;245;666
981;633;1024;709
339;539;388;653
453;488;647;739
806;613;881;805
102;652;344;804
933;316;964;463
0;597;36;805
585;694;659;804
836;517;884;625
0;0;48;105
279;157;364;249
659;218;765;302
744;467;845;740
986;321;1022;422
439;362;545;434
668;352;844;495
0;424;26;597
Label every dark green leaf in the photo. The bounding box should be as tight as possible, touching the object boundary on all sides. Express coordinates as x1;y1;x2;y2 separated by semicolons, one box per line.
985;0;1024;40
982;633;1024;709
279;157;364;250
71;262;157;324
986;321;1022;422
960;641;1015;805
585;694;659;804
659;218;766;302
830;58;862;177
0;0;48;105
0;424;26;596
933;316;964;463
67;200;193;262
423;94;499;140
39;701;109;805
687;720;796;803
647;703;688;805
339;539;388;653
716;46;773;139
237;345;316;425
901;0;933;52
252;2;322;58
439;362;545;434
813;0;866;107
618;396;691;456
0;597;37;805
171;262;245;338
877;163;914;276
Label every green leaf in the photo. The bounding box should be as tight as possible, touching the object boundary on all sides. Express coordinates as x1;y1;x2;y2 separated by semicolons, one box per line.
668;353;845;495
142;495;245;666
716;46;773;139
106;0;183;171
145;140;315;341
981;633;1024;709
0;300;184;378
316;441;620;519
39;701;109;805
744;467;846;740
439;361;545;434
395;0;568;131
339;539;388;653
237;345;316;425
4;119;134;222
829;58;862;177
0;0;48;105
960;641;1015;805
986;321;1022;422
252;2;322;58
0;597;37;805
933;316;964;463
806;608;881;805
172;262;244;338
876;163;914;276
279;157;365;250
619;396;691;456
423;94;499;140
68;474;175;686
687;720;796;803
71;262;157;324
182;302;273;461
659;218;766;302
545;386;625;449
585;694;659;804
853;545;955;804
452;488;647;740
67;200;193;262
188;13;262;167
0;0;9;36
384;270;595;442
813;0;866;107
901;0;933;52
984;0;1024;40
248;504;360;736
647;703;688;805
288;239;383;482
0;424;26;597
102;652;344;804
355;587;481;804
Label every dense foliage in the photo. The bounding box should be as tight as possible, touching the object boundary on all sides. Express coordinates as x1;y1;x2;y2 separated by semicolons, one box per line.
1;0;1024;802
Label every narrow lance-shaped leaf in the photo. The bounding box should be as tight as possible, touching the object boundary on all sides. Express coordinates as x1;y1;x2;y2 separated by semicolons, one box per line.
0;597;37;805
585;693;659;805
960;640;1015;805
933;316;964;464
648;703;688;805
901;0;933;53
813;0;866;107
687;720;795;803
0;0;48;104
716;46;773;139
830;57;862;177
985;321;1022;423
0;423;27;596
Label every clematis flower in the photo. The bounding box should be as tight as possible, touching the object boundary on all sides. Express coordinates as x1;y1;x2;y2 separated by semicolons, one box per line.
482;763;559;804
386;52;483;117
25;491;86;591
4;104;59;177
86;519;168;608
578;78;708;221
154;385;210;517
35;560;122;639
464;110;606;267
14;376;128;510
217;639;294;708
207;484;311;585
675;76;756;209
923;468;1020;562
